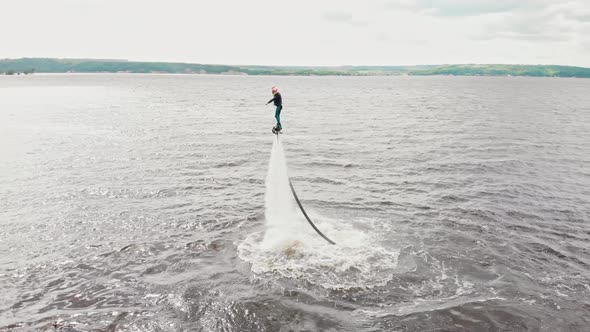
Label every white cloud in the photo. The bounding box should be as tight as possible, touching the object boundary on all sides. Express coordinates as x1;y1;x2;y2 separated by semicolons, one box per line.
0;0;588;66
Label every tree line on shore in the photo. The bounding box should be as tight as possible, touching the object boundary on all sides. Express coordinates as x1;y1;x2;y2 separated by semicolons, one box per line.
2;58;590;78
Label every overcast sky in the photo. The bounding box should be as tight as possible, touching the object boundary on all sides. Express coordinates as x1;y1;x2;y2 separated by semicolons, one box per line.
1;0;589;66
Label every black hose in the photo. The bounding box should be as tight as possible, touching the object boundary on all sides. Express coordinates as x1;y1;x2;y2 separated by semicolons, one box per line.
288;179;336;245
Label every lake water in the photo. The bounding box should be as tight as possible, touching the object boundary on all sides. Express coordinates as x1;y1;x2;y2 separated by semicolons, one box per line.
1;74;589;331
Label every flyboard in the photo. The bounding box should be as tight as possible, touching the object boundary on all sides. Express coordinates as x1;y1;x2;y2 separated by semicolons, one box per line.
273;128;336;245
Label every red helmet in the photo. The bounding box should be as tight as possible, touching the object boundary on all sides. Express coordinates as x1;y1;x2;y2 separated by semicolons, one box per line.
271;86;278;94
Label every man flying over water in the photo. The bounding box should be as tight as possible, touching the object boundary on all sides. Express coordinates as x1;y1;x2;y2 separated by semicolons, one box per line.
266;86;283;133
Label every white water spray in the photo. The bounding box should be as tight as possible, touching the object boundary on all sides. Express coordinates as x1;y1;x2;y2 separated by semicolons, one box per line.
261;137;304;250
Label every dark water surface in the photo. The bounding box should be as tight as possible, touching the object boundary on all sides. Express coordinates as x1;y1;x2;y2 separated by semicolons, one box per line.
1;74;589;331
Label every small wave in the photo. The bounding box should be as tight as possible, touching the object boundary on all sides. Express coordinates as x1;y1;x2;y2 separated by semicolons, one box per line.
213;159;249;168
305;177;345;185
303;161;358;168
355;295;505;318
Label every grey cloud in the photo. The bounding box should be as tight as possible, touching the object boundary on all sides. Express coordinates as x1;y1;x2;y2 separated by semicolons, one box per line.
382;0;579;43
467;2;589;43
386;0;590;25
415;0;525;17
322;11;369;27
561;11;590;23
323;11;354;22
374;32;428;44
492;32;572;43
383;0;536;17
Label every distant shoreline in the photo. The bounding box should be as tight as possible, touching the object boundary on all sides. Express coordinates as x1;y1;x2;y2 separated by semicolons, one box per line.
2;58;590;78
3;72;588;80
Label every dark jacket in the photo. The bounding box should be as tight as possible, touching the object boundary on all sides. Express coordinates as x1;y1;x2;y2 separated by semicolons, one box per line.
267;93;282;106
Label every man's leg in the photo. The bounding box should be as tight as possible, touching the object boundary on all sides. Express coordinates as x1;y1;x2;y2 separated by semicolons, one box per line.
275;106;282;130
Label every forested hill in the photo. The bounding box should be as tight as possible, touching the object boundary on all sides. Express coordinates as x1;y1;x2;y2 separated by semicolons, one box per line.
1;58;589;78
405;64;590;78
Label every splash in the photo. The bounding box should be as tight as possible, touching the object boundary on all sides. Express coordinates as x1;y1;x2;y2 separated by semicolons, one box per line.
237;137;401;290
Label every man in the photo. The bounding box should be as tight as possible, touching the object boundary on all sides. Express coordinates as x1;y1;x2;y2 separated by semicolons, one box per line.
266;86;283;133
